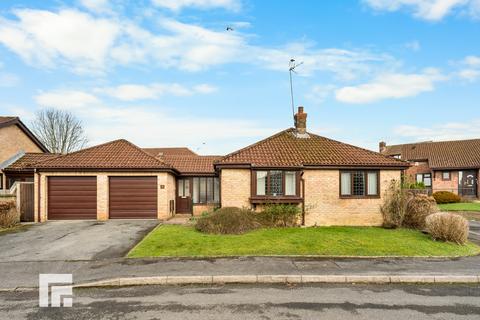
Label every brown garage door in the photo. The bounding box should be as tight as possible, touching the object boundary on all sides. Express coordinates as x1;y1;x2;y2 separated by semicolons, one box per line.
48;176;97;220
109;176;157;219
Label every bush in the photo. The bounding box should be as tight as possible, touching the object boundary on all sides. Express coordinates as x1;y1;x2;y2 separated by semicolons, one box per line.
425;212;469;244
0;201;19;228
381;180;407;228
195;207;262;234
258;204;301;227
403;193;438;230
433;191;461;204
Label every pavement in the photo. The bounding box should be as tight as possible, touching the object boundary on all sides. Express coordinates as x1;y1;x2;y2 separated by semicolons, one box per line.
2;283;479;319
2;255;480;289
0;219;479;289
0;220;158;261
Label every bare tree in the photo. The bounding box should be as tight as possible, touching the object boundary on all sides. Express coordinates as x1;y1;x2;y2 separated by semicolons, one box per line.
31;109;88;153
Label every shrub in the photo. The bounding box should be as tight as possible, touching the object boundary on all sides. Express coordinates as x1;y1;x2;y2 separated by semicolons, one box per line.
433;191;461;204
403;193;438;230
403;181;426;190
425;212;469;244
258;204;301;227
381;180;407;228
0;201;19;228
195;207;262;234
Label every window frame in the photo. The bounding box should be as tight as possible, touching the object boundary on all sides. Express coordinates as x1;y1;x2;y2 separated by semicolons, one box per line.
416;172;432;187
339;170;380;199
442;171;451;181
251;170;301;199
0;173;2;189
191;177;220;205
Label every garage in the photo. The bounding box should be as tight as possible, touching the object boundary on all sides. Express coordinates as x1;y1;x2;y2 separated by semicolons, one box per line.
48;176;97;220
109;176;158;219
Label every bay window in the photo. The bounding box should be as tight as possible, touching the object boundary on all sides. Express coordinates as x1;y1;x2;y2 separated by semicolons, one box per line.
340;170;379;198
254;170;298;197
192;177;219;204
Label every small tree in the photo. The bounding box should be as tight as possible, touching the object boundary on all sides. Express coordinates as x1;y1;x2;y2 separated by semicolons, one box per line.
381;180;407;228
31;108;88;153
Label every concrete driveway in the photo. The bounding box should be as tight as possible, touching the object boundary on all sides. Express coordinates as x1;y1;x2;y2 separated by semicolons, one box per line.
469;221;480;244
0;220;158;261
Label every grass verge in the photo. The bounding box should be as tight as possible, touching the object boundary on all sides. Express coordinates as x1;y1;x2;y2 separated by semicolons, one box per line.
128;225;480;258
439;202;480;212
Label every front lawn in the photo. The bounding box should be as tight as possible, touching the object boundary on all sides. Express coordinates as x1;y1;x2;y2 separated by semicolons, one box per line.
128;225;480;258
438;202;480;212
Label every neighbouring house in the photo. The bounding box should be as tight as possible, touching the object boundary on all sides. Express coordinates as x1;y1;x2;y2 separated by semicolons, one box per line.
0;116;49;192
28;107;408;225
380;139;480;198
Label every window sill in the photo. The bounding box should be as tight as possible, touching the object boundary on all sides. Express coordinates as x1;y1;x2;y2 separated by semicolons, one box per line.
193;203;220;206
250;196;303;204
339;195;380;199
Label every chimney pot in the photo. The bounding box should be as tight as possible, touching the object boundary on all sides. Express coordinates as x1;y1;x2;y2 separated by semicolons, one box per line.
294;106;307;134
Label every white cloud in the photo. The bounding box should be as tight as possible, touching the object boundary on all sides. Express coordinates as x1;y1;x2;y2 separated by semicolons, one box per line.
464;55;480;67
79;0;112;13
458;68;480;81
253;44;396;81
0;7;397;77
363;0;480;21
0;9;119;73
305;85;336;104
35;90;100;108
96;82;218;101
456;55;480;81
151;0;241;11
405;40;421;51
335;69;446;104
0;72;19;87
394;119;480;141
193;84;218;94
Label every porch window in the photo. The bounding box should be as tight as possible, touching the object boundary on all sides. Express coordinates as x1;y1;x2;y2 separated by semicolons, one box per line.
192;177;220;204
340;171;379;198
254;171;298;197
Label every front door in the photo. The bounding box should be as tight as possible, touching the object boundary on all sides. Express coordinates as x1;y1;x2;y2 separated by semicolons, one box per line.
459;171;478;197
176;178;192;214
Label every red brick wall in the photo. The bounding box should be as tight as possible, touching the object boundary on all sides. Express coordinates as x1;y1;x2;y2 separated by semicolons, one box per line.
433;171;459;194
404;161;431;183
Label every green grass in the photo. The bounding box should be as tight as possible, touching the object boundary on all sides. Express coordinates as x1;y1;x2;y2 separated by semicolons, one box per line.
128;225;480;258
438;202;480;212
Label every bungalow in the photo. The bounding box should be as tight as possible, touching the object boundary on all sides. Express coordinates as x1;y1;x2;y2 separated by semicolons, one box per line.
26;107;408;225
0;116;49;191
380;139;480;198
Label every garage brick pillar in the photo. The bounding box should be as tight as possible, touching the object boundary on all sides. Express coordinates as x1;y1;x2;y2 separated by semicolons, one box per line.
97;175;109;220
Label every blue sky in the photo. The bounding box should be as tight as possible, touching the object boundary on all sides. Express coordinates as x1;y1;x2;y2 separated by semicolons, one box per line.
0;0;479;155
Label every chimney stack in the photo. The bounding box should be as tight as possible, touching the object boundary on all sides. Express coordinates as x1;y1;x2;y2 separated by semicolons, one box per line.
379;141;386;153
294;106;307;134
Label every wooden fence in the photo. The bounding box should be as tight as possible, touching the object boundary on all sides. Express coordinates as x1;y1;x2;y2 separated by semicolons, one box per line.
17;182;34;222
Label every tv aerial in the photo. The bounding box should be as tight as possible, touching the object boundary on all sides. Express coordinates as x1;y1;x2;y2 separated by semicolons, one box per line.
289;58;303;122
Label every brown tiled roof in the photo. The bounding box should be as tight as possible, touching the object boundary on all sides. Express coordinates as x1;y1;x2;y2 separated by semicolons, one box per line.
382;139;480;169
217;128;408;168
0;116;17;125
35;139;173;170
4;153;59;172
162;155;221;174
143;147;197;157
